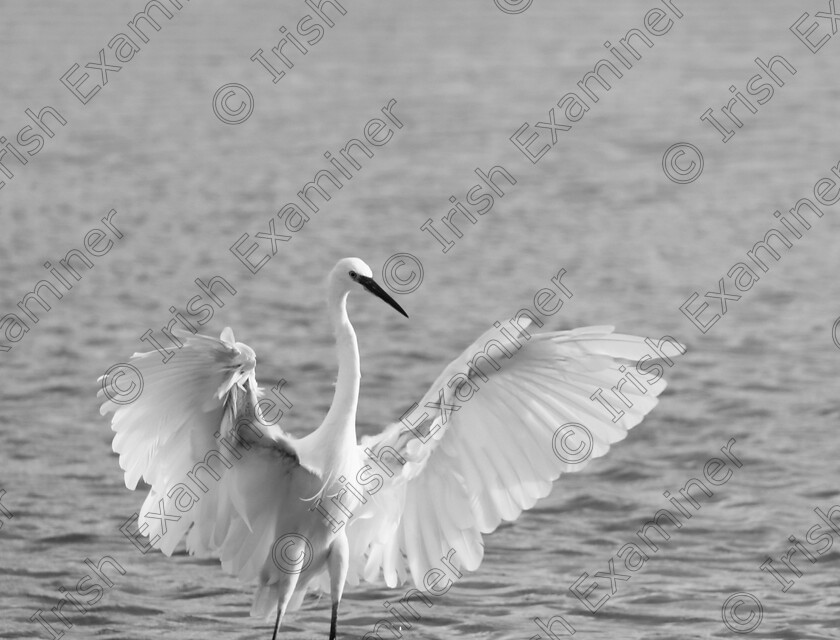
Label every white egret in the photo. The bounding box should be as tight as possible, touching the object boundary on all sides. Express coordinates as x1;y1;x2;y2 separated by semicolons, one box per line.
99;257;681;639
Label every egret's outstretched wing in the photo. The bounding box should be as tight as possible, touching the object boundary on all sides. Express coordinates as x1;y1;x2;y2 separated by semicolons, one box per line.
98;328;321;617
348;322;684;588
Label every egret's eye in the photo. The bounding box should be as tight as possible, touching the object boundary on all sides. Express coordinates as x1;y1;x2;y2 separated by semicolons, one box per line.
349;270;357;279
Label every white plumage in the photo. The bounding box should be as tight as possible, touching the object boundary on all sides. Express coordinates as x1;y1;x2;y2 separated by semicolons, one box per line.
98;257;681;639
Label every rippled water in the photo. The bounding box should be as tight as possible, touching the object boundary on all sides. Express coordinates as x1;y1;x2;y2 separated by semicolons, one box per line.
2;1;840;639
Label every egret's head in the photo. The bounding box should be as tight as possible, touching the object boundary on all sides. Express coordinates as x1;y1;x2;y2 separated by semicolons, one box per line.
329;257;408;318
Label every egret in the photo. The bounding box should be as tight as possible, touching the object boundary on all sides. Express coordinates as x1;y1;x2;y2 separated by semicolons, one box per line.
99;257;681;639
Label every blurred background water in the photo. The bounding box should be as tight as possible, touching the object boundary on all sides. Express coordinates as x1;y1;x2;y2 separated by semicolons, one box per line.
1;1;839;638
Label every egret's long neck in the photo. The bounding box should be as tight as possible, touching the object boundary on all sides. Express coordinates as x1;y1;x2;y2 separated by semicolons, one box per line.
323;292;360;436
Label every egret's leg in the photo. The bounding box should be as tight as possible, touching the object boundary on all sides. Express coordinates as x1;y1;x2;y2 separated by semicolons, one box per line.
270;573;300;640
271;604;283;640
329;601;339;640
327;533;349;640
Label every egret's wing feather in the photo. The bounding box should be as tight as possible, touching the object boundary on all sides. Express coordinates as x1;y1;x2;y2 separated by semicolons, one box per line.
99;328;322;618
349;322;683;588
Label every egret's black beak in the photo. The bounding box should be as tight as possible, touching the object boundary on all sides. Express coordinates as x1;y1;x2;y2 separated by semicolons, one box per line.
357;275;408;318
